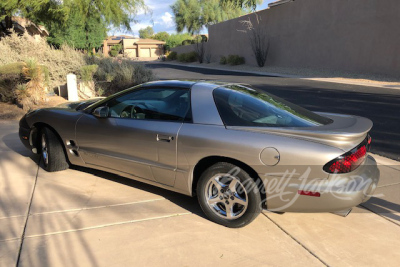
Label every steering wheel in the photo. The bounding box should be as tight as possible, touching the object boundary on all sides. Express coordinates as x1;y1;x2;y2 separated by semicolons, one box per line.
120;105;145;119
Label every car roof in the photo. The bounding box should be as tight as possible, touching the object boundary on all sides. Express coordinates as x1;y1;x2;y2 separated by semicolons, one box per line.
141;80;196;89
141;80;249;89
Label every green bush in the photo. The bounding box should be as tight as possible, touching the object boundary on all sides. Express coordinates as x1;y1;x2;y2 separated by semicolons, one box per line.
181;39;192;46
220;56;227;65
166;51;178;61
186;51;198;62
110;44;122;57
166;33;193;48
177;52;198;63
227;55;245;65
177;53;186;62
80;64;98;83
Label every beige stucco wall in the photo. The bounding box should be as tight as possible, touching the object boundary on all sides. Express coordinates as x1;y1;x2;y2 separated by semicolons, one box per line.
140;48;151;57
125;48;137;58
122;39;140;49
172;0;400;78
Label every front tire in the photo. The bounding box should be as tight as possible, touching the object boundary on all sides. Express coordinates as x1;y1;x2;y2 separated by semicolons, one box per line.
197;162;262;228
40;127;69;172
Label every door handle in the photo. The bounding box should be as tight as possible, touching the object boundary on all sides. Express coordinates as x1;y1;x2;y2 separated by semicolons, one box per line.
157;134;174;142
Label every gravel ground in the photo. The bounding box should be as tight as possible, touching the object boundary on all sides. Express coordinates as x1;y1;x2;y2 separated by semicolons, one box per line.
165;61;400;88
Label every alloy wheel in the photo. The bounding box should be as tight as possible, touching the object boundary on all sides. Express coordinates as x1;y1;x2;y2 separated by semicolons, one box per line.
204;174;248;220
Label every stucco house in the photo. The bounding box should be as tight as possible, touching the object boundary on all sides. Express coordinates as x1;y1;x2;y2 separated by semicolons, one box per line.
102;35;165;59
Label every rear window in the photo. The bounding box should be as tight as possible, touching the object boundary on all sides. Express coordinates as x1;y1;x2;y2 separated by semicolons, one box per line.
213;85;332;127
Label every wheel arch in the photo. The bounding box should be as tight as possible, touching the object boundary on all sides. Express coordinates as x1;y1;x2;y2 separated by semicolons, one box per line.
31;122;69;162
191;156;266;205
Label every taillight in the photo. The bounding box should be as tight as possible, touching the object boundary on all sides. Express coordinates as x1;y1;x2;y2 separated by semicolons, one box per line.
323;135;370;174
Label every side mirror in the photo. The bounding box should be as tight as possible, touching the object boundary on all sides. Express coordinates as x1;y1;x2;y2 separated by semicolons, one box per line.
93;106;109;118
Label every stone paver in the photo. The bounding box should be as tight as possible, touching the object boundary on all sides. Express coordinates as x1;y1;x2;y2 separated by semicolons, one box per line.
0;121;40;266
19;214;324;267
264;207;400;266
0;239;20;266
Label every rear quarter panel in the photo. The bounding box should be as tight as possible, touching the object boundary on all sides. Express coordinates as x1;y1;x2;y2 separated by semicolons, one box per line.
176;123;345;195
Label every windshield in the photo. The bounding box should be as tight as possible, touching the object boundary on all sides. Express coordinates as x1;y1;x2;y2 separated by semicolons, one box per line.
213;85;333;127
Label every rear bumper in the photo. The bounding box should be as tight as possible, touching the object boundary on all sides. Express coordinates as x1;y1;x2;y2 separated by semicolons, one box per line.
262;155;380;213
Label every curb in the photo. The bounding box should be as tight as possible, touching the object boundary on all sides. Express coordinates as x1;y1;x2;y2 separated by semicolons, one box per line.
155;62;400;91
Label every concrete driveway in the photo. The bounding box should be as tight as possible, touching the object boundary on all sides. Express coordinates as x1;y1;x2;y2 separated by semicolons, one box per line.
1;120;399;266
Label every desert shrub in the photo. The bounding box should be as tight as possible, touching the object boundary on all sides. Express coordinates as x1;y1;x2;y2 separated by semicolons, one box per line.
166;51;178;61
220;56;227;65
80;64;98;83
87;57;155;96
0;32;154;99
0;32;86;90
205;53;212;64
0;73;25;103
21;58;46;109
13;83;34;111
240;17;269;67
227;55;245;65
0;59;46;110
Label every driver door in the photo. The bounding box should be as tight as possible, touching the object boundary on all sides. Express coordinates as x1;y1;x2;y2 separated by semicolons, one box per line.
75;87;190;186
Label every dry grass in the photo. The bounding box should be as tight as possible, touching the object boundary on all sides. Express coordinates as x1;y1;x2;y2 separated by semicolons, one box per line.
0;102;26;120
0;32;155;117
0;96;67;121
0;32;86;90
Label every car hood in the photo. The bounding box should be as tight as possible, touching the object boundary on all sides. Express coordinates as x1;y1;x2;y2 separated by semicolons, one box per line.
57;98;104;111
227;112;372;152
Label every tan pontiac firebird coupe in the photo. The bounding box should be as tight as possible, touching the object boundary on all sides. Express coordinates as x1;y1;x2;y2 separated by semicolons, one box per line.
19;81;380;228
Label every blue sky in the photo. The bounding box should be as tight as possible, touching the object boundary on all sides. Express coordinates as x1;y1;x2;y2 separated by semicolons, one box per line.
110;0;275;37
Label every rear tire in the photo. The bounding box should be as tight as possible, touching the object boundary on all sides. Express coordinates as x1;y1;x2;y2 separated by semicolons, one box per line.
40;127;69;172
197;162;262;228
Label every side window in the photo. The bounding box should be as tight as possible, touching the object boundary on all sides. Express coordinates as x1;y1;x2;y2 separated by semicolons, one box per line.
107;88;190;121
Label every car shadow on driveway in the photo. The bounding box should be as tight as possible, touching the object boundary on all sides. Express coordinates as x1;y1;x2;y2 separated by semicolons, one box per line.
362;197;400;224
2;132;205;219
69;164;205;218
